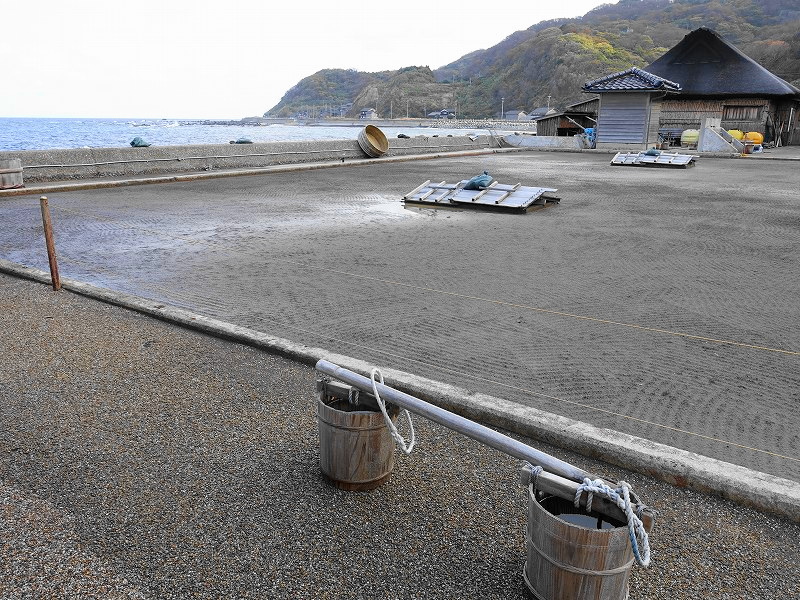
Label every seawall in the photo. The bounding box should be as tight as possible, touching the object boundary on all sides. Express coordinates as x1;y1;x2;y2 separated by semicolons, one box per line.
1;135;495;183
503;134;589;150
309;118;538;131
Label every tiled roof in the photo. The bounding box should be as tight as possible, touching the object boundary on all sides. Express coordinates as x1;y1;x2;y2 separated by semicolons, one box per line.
582;67;682;93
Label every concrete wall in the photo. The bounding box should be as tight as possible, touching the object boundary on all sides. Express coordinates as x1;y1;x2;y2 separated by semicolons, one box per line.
596;142;650;151
1;135;493;183
503;134;588;150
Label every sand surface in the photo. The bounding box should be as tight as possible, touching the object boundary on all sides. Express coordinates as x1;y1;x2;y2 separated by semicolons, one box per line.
1;151;798;481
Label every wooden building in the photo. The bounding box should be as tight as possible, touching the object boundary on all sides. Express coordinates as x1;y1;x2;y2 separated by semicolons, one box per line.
579;28;800;147
582;68;681;150
529;106;558;121
644;28;800;145
535;98;599;137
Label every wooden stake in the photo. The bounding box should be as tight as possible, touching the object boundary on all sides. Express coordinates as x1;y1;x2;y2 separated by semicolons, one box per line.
39;196;61;291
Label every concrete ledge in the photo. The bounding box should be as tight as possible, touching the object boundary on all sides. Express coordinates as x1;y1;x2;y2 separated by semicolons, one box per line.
503;134;588;150
0;147;530;198
501;135;742;159
0;135;495;183
2;257;798;523
7;146;743;202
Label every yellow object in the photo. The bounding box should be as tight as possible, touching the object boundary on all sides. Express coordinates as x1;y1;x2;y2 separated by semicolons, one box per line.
744;131;764;144
727;129;745;140
680;129;699;145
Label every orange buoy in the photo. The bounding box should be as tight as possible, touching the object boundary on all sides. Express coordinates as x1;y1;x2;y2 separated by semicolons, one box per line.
743;131;764;145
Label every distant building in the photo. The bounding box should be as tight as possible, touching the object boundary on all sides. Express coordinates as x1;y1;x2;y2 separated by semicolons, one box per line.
428;109;454;119
504;110;529;121
359;108;378;119
583;67;681;149
535;98;599;136
528;106;558;120
583;27;800;148
646;27;800;145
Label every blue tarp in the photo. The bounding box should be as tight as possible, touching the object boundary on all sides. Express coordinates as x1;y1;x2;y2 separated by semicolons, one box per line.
463;171;492;190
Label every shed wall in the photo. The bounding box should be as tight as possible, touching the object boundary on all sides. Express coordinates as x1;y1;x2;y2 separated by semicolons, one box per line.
596;93;650;145
647;100;662;146
536;117;558;136
659;98;781;138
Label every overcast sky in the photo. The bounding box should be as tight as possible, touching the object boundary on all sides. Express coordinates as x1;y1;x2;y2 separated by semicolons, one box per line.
2;0;611;119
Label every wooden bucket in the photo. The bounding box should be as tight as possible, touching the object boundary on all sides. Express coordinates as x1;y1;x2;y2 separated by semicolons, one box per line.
0;158;24;189
524;489;636;600
317;393;398;491
357;125;389;158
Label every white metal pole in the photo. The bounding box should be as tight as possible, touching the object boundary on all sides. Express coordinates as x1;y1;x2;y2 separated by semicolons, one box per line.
316;359;590;482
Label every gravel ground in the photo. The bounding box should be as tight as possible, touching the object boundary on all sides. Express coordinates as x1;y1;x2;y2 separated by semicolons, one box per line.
1;272;798;599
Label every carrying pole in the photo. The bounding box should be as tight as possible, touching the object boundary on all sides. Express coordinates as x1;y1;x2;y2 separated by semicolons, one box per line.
316;360;655;528
316;359;591;482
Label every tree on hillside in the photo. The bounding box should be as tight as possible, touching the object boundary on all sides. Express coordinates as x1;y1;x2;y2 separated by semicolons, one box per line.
265;0;800;118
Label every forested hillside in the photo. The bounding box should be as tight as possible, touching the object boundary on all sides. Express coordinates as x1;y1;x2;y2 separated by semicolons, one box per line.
265;0;800;119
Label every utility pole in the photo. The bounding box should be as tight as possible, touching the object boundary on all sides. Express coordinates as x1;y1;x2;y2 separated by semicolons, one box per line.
501;97;505;120
406;99;409;119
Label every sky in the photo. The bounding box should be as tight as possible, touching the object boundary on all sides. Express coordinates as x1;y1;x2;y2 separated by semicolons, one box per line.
2;0;612;120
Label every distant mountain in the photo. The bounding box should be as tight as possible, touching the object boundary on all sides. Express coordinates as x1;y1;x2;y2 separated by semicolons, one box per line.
265;0;800;119
266;68;393;119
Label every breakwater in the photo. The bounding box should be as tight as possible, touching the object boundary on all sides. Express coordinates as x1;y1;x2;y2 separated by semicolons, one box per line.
1;135;496;183
307;118;537;131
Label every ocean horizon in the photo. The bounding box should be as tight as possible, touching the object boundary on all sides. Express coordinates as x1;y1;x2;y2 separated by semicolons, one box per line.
0;117;507;152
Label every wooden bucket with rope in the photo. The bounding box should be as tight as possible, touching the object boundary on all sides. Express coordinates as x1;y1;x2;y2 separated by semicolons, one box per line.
522;465;652;600
316;378;398;490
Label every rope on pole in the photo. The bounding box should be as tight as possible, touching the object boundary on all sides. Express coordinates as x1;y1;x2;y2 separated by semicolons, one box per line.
371;368;415;455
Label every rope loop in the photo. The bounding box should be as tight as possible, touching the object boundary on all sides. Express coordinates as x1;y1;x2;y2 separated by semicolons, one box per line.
524;463;544;494
574;478;651;568
347;386;360;406
371;368;416;455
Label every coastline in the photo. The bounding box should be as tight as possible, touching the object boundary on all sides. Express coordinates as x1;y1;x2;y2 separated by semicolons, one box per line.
0;117;528;153
0;135;502;184
204;116;538;131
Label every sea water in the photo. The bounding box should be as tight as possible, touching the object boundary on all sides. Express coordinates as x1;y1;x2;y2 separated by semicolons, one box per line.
0;117;501;152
